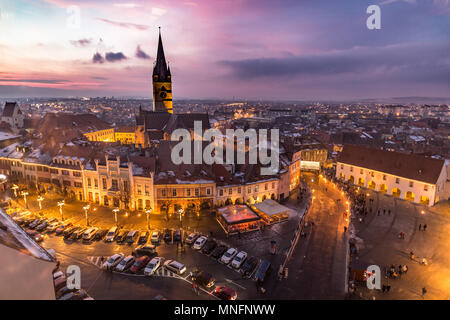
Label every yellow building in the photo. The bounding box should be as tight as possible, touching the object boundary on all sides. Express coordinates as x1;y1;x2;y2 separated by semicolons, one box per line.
84;128;114;142
114;126;135;145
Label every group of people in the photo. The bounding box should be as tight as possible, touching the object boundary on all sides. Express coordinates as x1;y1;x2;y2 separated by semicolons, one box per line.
387;264;409;279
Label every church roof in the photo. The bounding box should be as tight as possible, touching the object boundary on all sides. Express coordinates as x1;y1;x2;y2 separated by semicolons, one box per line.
2;102;18;117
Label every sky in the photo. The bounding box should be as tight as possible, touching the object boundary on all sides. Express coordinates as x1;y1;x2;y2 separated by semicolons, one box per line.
0;0;449;100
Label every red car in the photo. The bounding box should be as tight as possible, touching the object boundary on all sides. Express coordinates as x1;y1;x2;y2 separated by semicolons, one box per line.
213;286;237;300
130;256;150;273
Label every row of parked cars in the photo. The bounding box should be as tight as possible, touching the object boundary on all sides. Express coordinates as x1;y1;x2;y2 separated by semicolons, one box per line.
53;270;93;300
102;250;237;300
186;232;262;278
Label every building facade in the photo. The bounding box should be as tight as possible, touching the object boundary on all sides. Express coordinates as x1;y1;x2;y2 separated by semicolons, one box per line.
336;144;447;206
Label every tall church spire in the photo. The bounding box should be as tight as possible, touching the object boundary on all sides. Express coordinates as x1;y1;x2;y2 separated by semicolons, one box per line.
153;27;169;82
152;27;173;113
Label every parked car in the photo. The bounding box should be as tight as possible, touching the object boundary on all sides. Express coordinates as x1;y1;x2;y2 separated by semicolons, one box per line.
231;251;248;269
115;255;135;272
102;253;125;270
201;239;217;254
138;231;149;244
47;217;58;224
56;286;76;299
27;230;44;242
29;218;45;229
63;226;78;239
150;231;161;244
173;229;182;242
104;226;119;242
253;259;271;282
130;256;150;273
163;260;186;275
193;236;207;250
213;286;237;300
125;230;139;244
163;229;172;243
22;217;36;227
36;220;49;232
69;227;86;241
241;256;259;277
56;222;73;235
53;271;64;281
46;221;61;233
116;230;129;243
59;289;88;301
191;270;216;288
211;245;228;259
82;227;99;241
133;244;157;257
185;232;200;245
54;277;67;292
220;248;238;264
94;229;108;241
144;257;164;276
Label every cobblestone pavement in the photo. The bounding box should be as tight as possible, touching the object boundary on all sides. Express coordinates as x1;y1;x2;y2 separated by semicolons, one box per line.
272;174;349;299
349;188;450;300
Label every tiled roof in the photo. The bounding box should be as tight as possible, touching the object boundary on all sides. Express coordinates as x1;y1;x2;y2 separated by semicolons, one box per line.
337;144;445;184
2;102;18;117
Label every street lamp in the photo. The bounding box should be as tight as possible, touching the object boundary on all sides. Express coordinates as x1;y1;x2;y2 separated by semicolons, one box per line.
83;204;90;226
57;200;65;221
11;184;18;197
145;207;152;230
37;196;44;210
112;208;119;227
178;208;184;227
21;191;29;209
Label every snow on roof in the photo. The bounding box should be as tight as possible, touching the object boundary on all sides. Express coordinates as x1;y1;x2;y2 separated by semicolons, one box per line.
253;199;290;216
0;132;20;141
175;179;214;184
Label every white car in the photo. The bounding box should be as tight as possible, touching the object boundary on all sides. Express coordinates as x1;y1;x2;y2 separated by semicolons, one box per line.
83;227;99;241
220;248;238;264
150;231;161;244
102;253;124;270
231;251;248;268
192;236;207;250
163;259;186;275
46;221;61;232
185;232;200;245
144;257;163;276
115;255;135;272
104;226;118;242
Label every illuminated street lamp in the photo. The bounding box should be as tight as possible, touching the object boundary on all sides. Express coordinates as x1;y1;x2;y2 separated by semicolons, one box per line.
57;200;65;221
112;208;119;226
178;208;184;227
83;204;90;226
11;184;18;197
145;207;152;230
37;195;44;210
21;191;29;209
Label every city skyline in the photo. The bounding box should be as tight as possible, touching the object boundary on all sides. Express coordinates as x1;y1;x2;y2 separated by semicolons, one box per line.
0;0;449;100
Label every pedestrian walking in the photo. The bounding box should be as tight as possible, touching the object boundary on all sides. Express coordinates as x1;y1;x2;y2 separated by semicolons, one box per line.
419;224;422;231
388;209;391;215
410;251;415;260
422;287;427;298
383;209;386;215
344;226;347;233
423;224;427;231
386;285;391;292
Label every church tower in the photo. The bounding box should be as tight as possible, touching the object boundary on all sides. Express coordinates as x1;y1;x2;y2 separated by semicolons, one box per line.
152;28;173;113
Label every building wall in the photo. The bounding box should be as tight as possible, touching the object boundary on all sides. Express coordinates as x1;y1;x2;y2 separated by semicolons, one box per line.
336;162;440;206
216;179;278;206
84;128;115;142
